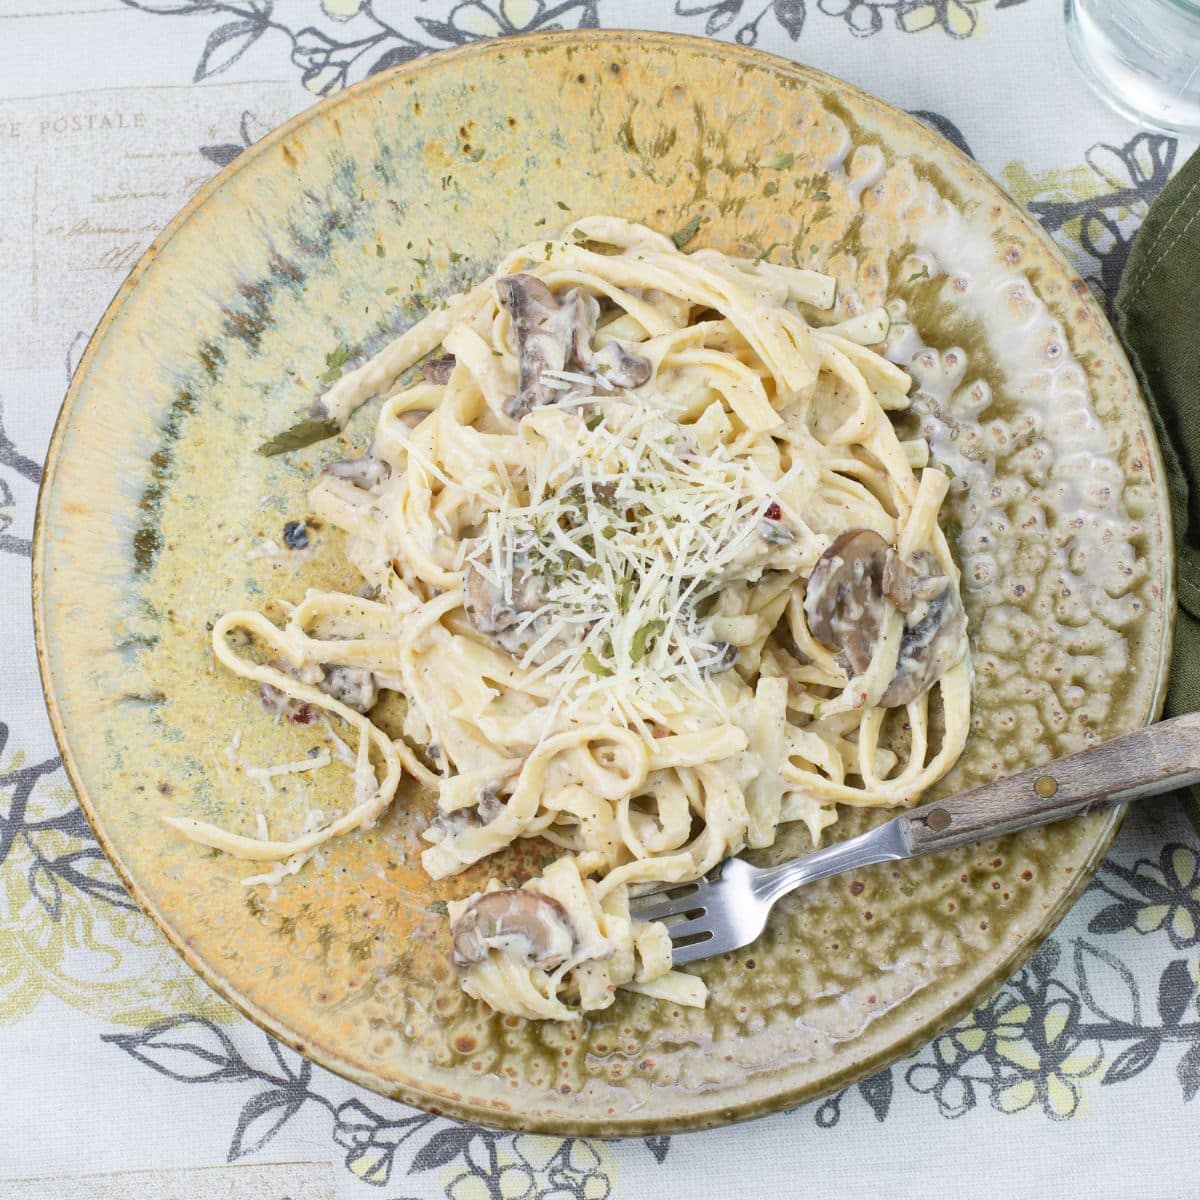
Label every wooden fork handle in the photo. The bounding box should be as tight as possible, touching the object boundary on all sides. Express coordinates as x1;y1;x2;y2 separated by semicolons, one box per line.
899;712;1200;856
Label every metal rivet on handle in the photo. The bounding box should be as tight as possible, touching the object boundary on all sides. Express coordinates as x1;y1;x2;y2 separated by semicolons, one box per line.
1034;775;1058;798
925;807;952;832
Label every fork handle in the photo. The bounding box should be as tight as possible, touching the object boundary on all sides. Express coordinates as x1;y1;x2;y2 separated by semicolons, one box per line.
898;712;1200;855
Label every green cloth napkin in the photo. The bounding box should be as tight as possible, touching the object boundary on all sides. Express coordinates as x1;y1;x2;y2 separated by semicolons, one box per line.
1114;145;1200;833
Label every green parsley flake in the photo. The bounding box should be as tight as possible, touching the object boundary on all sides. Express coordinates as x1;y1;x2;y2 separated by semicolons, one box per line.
319;344;350;385
631;619;666;663
671;215;704;249
582;650;613;677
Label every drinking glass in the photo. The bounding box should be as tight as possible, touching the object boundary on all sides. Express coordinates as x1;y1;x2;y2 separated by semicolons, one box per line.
1065;0;1200;136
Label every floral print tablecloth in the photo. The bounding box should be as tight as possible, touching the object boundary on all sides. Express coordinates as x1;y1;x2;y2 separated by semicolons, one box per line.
2;3;1199;1197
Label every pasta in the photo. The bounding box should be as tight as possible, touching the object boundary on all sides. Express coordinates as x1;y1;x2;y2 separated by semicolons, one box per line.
167;216;972;1021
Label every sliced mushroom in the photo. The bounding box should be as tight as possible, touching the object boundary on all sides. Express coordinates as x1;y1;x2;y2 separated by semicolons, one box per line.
804;529;891;675
567;292;652;389
496;273;574;417
702;641;739;675
477;782;505;823
496;274;651;417
463;557;579;662
759;518;795;545
318;664;379;714
322;451;390;489
426;781;508;843
590;340;652;389
882;550;948;612
257;661;378;716
463;560;542;640
395;408;432;433
450;889;576;970
422;355;456;384
880;584;967;707
804;529;966;707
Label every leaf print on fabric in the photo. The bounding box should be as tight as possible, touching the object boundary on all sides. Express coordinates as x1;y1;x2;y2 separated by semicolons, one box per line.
1073;938;1144;1026
200;109;273;169
121;0;1029;82
907;109;975;159
0;397;41;559
122;0;602;95
677;0;1017;40
1004;132;1177;308
642;1136;670;1164
828;907;1200;1128
105;1015;617;1193
0;723;234;1027
194;14;271;82
1091;843;1200;948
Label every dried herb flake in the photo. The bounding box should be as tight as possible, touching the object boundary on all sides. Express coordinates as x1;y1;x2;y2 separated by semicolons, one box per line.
671;215;705;249
631;619;665;662
582;650;613;677
257;417;341;457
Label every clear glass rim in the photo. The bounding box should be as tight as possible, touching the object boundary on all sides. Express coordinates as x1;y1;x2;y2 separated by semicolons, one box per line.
1064;0;1200;136
1072;0;1200;14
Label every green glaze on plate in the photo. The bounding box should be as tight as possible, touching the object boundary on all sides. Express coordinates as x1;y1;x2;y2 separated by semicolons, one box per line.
34;32;1173;1134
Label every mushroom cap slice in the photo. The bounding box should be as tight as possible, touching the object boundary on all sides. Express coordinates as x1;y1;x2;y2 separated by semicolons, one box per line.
463;555;583;663
497;274;652;418
804;528;891;675
421;355;456;384
882;549;948;611
450;888;577;970
880;585;967;708
318;664;379;714
804;527;967;708
496;273;573;417
322;451;391;489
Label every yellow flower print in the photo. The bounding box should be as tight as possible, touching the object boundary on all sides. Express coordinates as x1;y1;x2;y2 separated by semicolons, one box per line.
898;0;984;37
984;987;1102;1120
321;0;366;19
817;0;988;38
443;1134;614;1200
449;0;557;38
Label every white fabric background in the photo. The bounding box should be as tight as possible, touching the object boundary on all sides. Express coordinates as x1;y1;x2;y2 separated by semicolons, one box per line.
1;3;1199;1197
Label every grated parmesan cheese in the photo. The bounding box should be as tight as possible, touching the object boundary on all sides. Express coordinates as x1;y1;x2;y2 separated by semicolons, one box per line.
469;400;807;724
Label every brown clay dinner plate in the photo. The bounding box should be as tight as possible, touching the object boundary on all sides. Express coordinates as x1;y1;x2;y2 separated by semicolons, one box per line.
34;32;1172;1134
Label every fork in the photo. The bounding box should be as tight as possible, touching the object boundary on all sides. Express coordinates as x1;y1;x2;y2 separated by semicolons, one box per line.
629;711;1200;965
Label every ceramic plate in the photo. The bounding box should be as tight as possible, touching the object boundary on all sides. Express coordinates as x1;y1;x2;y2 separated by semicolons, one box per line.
34;32;1172;1134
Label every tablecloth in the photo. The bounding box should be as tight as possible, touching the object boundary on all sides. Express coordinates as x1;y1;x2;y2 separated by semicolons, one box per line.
2;3;1199;1197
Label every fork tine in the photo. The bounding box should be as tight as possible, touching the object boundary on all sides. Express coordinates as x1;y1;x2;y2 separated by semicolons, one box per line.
659;912;711;941
628;893;705;924
627;881;702;921
670;934;722;965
